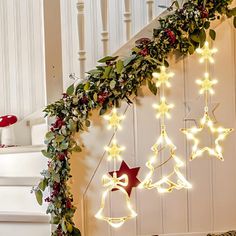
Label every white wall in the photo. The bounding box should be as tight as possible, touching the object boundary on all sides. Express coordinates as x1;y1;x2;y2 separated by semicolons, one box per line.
0;0;45;119
71;19;236;235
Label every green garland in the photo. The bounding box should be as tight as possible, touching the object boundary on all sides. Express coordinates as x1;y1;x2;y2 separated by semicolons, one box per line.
34;1;236;235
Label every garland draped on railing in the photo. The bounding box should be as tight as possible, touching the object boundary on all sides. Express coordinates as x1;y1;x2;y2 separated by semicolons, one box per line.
34;0;236;235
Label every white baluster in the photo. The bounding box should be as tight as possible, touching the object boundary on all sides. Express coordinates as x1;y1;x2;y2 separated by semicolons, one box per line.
100;0;109;56
124;0;131;41
146;0;154;22
77;0;86;80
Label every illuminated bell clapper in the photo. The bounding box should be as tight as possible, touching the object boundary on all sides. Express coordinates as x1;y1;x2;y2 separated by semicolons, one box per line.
196;41;218;64
95;172;137;228
153;97;174;119
181;111;233;161
104;108;125;130
196;72;218;95
152;65;174;88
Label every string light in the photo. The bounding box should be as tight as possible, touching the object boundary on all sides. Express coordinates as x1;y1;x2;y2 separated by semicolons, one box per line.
182;41;233;161
104;108;125;130
181;110;233;161
196;41;218;64
153;97;174;119
95;109;137;228
152;65;174;88
139;66;191;193
196;72;218;95
105;139;125;161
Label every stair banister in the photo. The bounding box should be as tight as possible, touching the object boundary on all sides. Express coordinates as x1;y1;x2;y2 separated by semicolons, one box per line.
124;0;132;41
100;0;109;56
77;0;86;80
146;0;154;22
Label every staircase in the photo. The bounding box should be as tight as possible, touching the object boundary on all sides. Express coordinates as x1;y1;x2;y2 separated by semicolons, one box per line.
0;111;50;235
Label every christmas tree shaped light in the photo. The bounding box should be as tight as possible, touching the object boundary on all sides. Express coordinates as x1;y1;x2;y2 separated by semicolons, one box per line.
95;109;138;228
181;41;233;161
139;66;191;193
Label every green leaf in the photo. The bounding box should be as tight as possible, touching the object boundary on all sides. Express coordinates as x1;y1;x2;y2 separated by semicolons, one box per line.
84;82;90;91
72;145;82;152
190;32;200;43
209;29;216;40
55;135;65;143
204;21;210;29
234;16;236;28
45;131;54;141
174;0;179;9
99;107;107;116
148;80;157;95
102;66;112;79
66;84;74;95
231;7;236;16
38;179;47;191
199;29;206;47
67;223;73;233
188;43;195;55
62;220;67;233
98;56;118;63
110;80;116;89
93;93;98;101
72;227;81;236
123;54;136;66
116;60;124;74
35;190;43;205
68;119;77;132
41;150;52;158
85;120;90;127
51;217;60;224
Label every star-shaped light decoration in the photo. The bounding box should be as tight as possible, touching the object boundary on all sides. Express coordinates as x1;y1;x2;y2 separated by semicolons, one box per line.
196;72;218;95
181;112;233;161
153;97;174;119
109;161;141;197
152;65;174;88
105;139;125;161
104;108;125;130
196;41;218;64
139;127;192;193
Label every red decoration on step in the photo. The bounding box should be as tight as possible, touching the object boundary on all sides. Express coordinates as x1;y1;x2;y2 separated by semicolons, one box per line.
0;115;17;127
109;161;140;197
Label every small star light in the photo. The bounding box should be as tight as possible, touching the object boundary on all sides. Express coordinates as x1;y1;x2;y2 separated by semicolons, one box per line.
153;97;174;119
196;72;218;95
196;41;218;64
152;66;174;88
104;108;125;130
105;140;125;161
181;112;233;161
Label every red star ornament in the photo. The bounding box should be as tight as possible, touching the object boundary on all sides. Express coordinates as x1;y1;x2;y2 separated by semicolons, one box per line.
109;161;140;197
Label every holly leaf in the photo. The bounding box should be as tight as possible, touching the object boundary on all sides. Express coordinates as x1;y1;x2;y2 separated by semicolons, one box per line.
110;80;116;89
124;54;136;66
148;80;157;95
66;84;74;95
209;29;216;40
102;66;112;79
41;150;52;158
38;179;47;191
234;16;236;28
199;29;206;47
116;60;124;74
98;56;118;63
99;107;107;115
35;190;43;205
55;135;65;143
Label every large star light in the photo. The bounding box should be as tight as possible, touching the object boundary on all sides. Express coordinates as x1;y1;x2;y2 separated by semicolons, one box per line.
181;112;233;161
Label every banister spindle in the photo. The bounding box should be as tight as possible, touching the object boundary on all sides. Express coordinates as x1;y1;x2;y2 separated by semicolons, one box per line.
100;0;109;56
77;0;86;79
124;0;131;41
146;0;154;22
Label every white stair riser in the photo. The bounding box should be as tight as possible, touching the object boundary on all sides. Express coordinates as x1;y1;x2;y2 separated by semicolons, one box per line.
0;223;50;236
0;186;48;213
0;152;47;177
31;123;48;146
